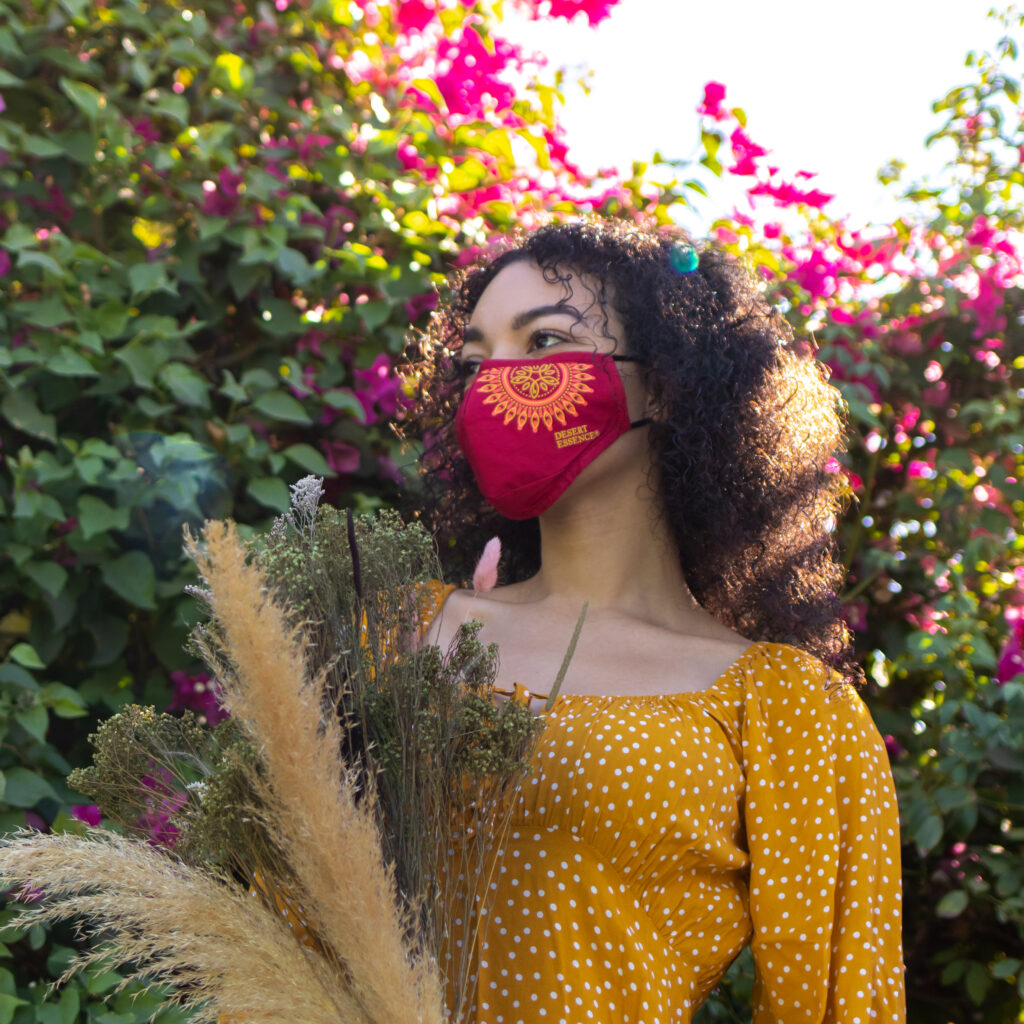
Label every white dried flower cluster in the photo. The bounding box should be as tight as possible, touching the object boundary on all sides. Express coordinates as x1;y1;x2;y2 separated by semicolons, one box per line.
287;476;325;543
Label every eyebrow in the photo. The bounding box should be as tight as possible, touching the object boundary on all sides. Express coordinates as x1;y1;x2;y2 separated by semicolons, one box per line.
463;304;583;344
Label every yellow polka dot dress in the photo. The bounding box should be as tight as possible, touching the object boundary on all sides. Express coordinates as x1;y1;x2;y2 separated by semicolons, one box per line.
457;641;905;1023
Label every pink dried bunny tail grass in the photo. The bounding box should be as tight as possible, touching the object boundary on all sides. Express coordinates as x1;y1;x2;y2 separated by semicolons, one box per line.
472;537;501;594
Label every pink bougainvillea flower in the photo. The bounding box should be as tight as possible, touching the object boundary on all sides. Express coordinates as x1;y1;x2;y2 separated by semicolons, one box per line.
0;93;5;114
25;811;47;832
727;126;768;177
0;251;10;277
883;735;906;761
432;27;519;118
996;607;1024;684
201;166;246;218
137;768;188;848
354;353;400;423
544;0;620;26
748;178;834;210
168;670;227;726
396;0;435;32
698;81;727;120
129;116;161;143
72;804;102;827
323;439;361;475
405;290;438;321
842;600;868;632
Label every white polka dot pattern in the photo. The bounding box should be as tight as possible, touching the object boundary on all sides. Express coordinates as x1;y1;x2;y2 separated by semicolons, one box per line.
450;642;906;1024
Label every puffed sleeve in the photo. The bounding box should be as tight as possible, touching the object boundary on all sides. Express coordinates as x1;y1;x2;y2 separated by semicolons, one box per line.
739;644;905;1023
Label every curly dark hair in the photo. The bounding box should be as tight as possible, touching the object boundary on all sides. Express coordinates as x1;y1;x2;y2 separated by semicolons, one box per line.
403;217;858;682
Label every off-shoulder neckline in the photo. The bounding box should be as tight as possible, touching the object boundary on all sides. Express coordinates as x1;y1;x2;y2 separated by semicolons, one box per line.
549;639;773;707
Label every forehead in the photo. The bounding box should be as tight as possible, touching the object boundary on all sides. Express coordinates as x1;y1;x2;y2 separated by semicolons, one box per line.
468;260;609;332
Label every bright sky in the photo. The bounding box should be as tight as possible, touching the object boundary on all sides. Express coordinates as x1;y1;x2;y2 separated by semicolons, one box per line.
504;0;1003;230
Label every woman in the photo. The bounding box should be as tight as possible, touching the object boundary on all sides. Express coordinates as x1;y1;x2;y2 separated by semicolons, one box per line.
408;218;905;1023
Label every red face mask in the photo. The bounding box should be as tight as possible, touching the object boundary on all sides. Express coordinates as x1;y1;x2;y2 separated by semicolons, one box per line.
455;351;648;520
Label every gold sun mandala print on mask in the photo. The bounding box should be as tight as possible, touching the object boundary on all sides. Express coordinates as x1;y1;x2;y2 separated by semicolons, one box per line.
477;361;595;432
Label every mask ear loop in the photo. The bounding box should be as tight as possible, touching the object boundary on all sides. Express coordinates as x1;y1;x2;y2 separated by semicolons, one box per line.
609;355;653;429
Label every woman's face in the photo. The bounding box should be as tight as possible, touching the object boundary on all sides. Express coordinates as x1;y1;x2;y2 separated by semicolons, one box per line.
459;260;649;422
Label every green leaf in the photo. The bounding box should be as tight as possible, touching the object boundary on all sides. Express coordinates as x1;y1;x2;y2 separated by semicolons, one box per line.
14;703;48;743
915;813;943;854
358;299;391;331
128;260;172;298
965;961;990;1006
219;369;248;402
251;390;312;425
84;968;122;995
936;889;968;918
1;392;56;442
37;985;79;1024
13;489;64;521
23;562;69;598
410;77;446;110
992;957;1021;979
248;476;290;511
10;296;70;328
78;494;131;539
148;91;189;125
3;767;57;808
115;338;166;387
60;77;107;121
227;258;266;299
91;301;132;340
0;665;40;692
41;683;87;718
47;346;99;377
258;298;304;337
17;250;66;278
283;443;332;476
1;224;36;251
100;551;156;609
323;389;367;421
0;993;28;1024
22;135;65;159
275;245;315;285
159;363;212;408
9;643;45;669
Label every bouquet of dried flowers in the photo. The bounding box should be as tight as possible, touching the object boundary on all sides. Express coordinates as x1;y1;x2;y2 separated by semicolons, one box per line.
0;478;548;1024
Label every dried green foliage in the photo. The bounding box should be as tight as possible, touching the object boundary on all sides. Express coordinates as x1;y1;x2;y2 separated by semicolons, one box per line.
9;480;544;1022
68;708;274;874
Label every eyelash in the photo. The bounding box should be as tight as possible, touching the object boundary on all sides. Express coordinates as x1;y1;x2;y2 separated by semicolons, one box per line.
458;330;568;379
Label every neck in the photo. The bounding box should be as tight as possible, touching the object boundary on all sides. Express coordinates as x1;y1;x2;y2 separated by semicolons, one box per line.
522;464;704;632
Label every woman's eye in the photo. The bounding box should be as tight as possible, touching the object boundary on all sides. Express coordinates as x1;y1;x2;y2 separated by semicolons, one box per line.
459;359;481;379
531;331;565;352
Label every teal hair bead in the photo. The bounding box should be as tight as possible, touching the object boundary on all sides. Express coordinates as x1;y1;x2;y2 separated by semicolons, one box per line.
669;241;699;275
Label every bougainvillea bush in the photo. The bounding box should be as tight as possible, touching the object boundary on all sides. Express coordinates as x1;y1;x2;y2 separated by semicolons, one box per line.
691;14;1024;1022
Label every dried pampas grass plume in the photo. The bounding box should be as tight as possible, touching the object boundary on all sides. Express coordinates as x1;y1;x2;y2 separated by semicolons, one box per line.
0;830;367;1024
184;519;444;1024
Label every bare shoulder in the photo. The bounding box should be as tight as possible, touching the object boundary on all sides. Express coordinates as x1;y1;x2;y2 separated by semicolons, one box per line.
422;582;529;648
